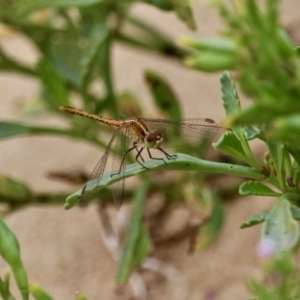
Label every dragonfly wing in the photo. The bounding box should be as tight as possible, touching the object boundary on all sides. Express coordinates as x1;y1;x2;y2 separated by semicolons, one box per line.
110;127;129;210
140;118;226;146
80;128;123;204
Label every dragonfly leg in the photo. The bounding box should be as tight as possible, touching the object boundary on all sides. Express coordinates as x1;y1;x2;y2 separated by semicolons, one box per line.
135;147;149;170
136;147;145;163
111;144;141;177
147;148;170;165
157;147;177;161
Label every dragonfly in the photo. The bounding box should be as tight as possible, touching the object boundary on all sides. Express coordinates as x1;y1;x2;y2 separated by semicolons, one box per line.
59;106;225;209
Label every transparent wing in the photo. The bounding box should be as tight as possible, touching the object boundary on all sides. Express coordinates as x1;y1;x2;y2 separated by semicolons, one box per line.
110;126;129;210
140;118;227;147
80;128;123;203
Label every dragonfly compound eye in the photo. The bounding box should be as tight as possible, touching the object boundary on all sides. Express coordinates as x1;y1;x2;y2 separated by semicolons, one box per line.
145;129;163;149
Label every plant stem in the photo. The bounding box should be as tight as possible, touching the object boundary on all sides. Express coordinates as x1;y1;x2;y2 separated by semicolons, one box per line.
28;125;106;148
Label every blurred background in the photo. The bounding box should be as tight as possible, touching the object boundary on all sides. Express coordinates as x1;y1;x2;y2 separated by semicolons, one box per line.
1;1;300;299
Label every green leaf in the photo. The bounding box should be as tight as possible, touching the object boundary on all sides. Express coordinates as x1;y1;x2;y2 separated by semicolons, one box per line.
243;126;261;140
267;140;287;191
268;114;300;146
296;46;300;58
291;205;300;221
116;182;150;283
213;131;252;164
79;24;109;90
131;223;152;267
141;0;173;10
64;153;265;209
37;59;69;108
50;39;82;87
15;0;112;16
29;284;54;300
240;210;269;229
287;146;300;168
219;72;262;170
0;175;32;202
172;0;196;30
247;278;276;300
261;195;300;255
179;37;237;54
144;70;182;120
0;218;29;300
220;71;242;116
0;271;17;300
186;52;237;72
0;122;30;140
228;103;300;126
239;181;281;197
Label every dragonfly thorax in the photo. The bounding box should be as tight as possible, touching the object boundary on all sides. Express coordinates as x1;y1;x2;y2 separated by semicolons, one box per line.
144;129;163;149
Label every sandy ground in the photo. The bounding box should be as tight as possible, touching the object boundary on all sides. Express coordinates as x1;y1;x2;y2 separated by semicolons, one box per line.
0;1;299;299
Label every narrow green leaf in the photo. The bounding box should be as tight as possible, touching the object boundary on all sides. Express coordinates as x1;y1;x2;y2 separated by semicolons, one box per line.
243;126;261;140
50;39;82;87
0;122;30;140
141;0;173;10
261;195;300;255
0;175;32;202
239;181;281;197
0;271;17;300
288;147;300;169
29;284;54;300
220;71;241;116
179;37;237;54
186;52;237;72
220;71;247;142
0;121;76;142
296;46;300;58
64;153;265;209
79;27;108;88
267;140;286;191
220;72;262;170
131;223;152;267
0;218;28;300
227;103;300;126
38;59;69;107
213;131;250;163
15;0;110;16
268;114;300;146
116;182;149;283
144;70;182;120
275;28;295;59
172;0;196;30
240;211;269;229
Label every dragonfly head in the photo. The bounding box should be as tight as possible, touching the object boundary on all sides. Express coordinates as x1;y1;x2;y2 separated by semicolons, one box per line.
145;129;163;149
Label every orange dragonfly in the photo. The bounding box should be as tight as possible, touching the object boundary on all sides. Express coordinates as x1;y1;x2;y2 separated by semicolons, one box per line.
60;106;224;209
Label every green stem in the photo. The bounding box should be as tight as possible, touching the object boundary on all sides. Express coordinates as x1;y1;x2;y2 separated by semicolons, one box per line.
101;30;118;116
115;32;186;58
124;16;185;58
28;125;106;148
